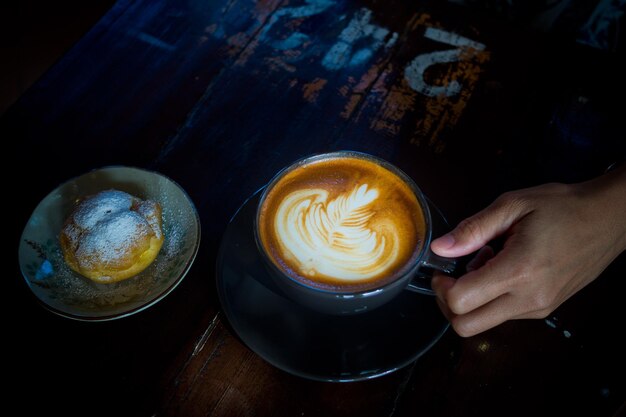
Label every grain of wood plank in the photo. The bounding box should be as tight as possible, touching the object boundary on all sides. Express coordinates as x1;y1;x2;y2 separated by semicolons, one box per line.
156;316;415;416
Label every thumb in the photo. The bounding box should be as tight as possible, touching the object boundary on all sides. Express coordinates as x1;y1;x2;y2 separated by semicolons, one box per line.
431;193;529;258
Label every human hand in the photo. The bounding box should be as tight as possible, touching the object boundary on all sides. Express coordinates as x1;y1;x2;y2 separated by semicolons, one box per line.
430;167;626;337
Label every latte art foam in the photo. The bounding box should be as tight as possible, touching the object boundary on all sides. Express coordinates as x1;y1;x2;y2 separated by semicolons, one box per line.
275;184;400;280
258;154;426;291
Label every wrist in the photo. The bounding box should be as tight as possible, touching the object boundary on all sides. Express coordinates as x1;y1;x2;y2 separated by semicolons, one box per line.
577;166;626;253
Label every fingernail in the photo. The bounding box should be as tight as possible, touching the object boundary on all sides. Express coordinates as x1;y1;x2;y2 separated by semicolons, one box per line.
433;233;455;249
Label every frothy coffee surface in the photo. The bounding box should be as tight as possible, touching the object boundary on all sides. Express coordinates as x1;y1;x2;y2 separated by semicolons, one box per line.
258;155;426;291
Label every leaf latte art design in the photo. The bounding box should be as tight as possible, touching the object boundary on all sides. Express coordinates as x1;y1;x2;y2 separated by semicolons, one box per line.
274;184;400;281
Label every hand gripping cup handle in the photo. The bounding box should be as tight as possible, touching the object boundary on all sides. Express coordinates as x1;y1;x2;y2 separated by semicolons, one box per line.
406;249;457;296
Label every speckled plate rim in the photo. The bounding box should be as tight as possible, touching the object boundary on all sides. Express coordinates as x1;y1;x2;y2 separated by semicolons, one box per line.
18;166;201;322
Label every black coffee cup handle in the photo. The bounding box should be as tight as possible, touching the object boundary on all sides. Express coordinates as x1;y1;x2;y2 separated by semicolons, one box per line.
406;250;457;296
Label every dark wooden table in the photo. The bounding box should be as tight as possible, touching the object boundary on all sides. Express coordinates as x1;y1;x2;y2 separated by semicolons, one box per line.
6;0;626;416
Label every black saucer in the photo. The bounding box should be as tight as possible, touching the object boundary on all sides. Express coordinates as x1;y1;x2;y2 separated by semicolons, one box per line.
216;188;450;382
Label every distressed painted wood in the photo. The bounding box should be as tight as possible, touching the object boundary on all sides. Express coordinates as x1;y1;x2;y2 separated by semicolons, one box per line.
5;0;626;416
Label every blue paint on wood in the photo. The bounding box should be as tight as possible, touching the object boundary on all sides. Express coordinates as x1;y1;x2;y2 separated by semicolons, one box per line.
577;0;626;50
135;32;177;51
322;8;394;71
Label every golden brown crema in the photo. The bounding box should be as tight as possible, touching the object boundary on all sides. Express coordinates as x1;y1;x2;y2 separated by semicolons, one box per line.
258;155;426;291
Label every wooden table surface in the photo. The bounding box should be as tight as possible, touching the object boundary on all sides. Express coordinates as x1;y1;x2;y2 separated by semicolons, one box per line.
6;0;625;416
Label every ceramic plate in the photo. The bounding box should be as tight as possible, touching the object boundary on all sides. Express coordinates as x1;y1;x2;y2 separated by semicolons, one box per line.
19;166;201;321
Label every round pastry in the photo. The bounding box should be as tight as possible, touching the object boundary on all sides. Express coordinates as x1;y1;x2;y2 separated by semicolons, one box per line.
59;189;164;283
